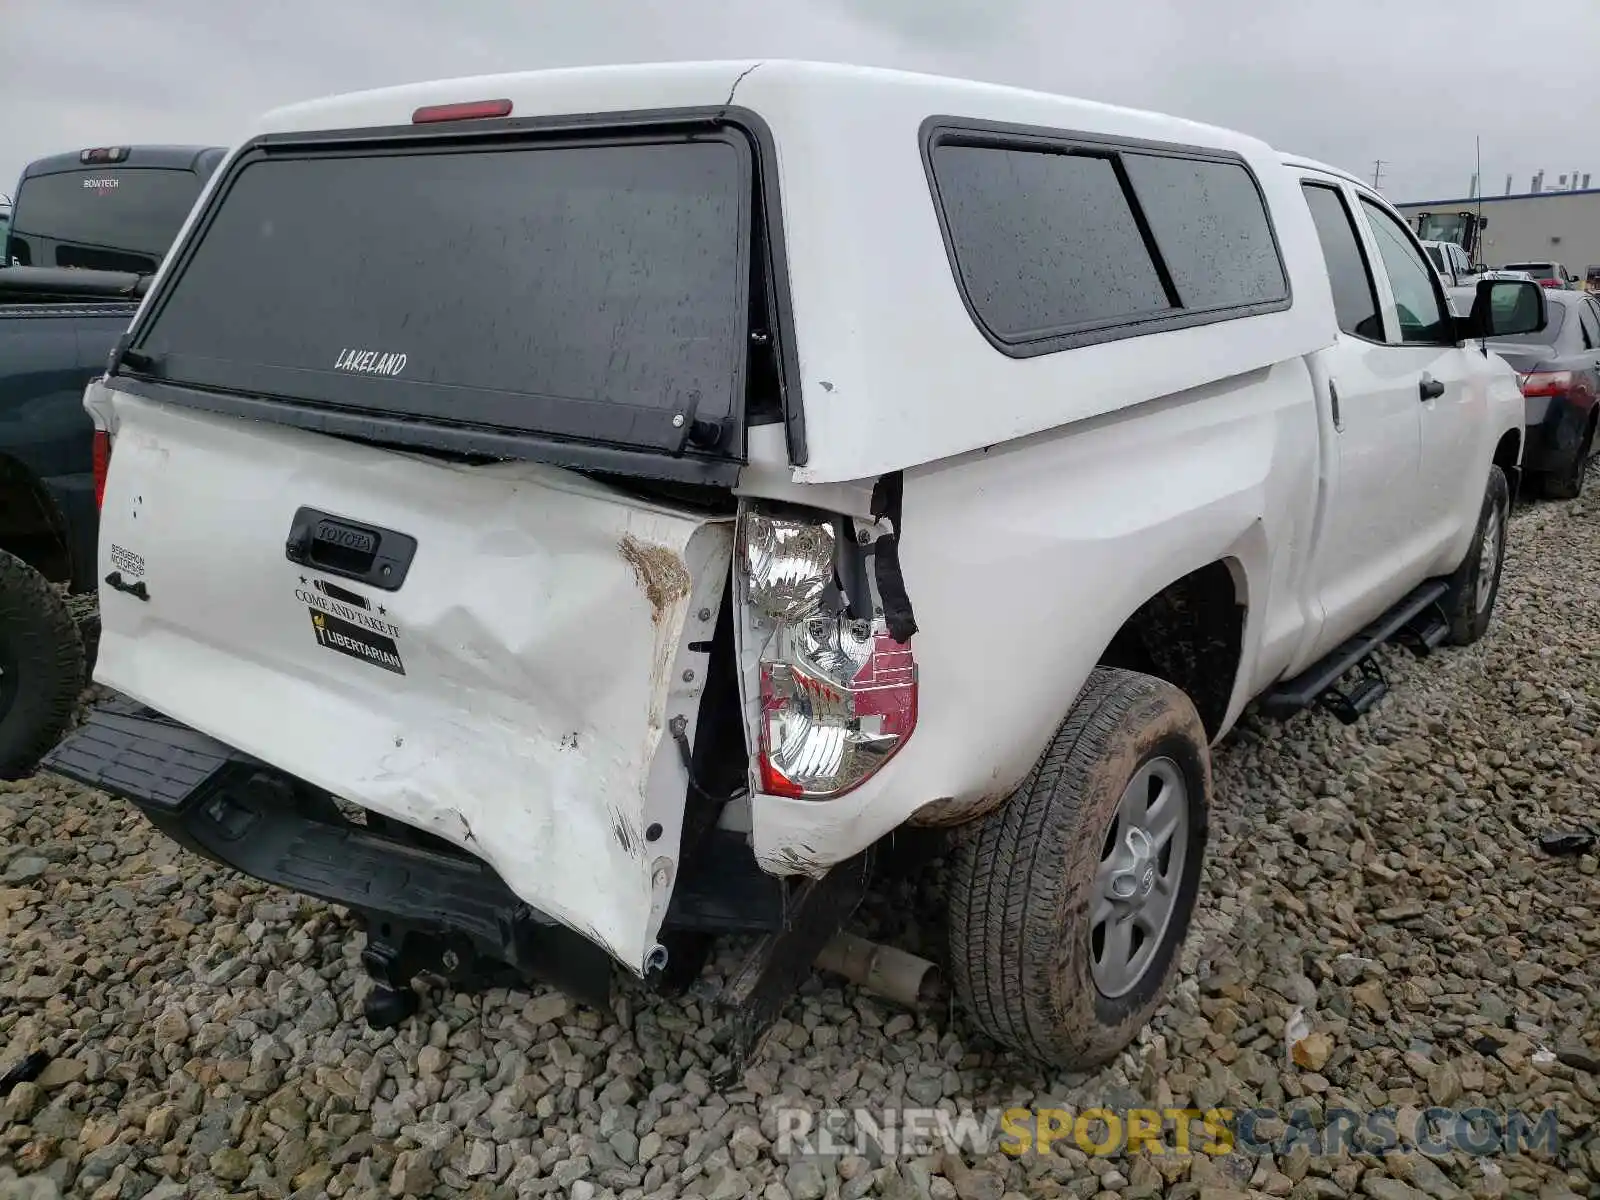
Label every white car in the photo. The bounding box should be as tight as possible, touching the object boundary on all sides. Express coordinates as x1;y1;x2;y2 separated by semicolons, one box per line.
1447;271;1538;316
47;61;1544;1071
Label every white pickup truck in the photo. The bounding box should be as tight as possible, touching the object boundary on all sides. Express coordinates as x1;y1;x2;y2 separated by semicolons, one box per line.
45;61;1545;1071
1421;238;1477;288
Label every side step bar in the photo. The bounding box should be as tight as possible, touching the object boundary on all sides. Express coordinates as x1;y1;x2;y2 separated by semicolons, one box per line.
1258;581;1450;725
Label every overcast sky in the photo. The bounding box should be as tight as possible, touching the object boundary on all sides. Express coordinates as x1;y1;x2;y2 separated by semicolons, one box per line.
2;0;1596;207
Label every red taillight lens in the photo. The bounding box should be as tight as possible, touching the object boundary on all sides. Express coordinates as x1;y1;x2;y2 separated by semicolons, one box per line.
1539;278;1562;288
758;628;918;798
1519;370;1574;397
92;430;112;508
412;99;513;124
739;510;918;799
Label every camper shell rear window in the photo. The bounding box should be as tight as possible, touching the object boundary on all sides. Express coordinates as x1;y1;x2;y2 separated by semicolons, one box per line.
7;166;209;273
922;119;1292;357
119;123;757;478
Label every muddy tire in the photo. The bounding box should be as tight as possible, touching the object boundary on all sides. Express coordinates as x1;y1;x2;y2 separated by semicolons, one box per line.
0;549;85;780
947;667;1210;1070
1441;465;1510;646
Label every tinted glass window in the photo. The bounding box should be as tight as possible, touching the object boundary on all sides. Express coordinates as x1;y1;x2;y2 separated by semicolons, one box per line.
1416;214;1472;244
1360;198;1452;344
1300;184;1383;341
1424;245;1445;270
6;168;203;272
1121;153;1287;310
932;145;1171;339
135;140;748;449
1505;262;1558;280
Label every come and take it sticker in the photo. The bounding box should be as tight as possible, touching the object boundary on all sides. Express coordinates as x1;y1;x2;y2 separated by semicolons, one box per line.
296;577;405;675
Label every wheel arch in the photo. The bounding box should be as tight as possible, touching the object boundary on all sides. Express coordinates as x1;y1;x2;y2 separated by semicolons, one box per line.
1094;558;1247;741
1491;426;1523;504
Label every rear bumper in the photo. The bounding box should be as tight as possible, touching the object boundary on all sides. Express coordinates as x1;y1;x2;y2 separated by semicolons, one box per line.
42;698;788;1006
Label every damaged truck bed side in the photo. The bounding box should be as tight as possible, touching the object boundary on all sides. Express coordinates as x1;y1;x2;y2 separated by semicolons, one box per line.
46;61;1543;1071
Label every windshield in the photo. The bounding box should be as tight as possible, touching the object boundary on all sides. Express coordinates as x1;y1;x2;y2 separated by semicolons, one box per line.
1416;213;1472;244
129;135;751;460
7;167;206;273
1504;262;1558;280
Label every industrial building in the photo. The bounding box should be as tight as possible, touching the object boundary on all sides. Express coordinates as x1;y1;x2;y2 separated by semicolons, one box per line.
1393;170;1600;274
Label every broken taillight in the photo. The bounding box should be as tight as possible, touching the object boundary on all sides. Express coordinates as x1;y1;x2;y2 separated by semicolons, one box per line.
738;510;917;799
92;430;112;508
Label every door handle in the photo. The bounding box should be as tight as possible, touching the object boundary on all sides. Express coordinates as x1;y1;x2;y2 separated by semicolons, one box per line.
284;507;418;591
1419;375;1445;401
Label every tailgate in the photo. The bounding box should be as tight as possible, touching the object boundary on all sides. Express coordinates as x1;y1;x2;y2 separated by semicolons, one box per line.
89;382;732;973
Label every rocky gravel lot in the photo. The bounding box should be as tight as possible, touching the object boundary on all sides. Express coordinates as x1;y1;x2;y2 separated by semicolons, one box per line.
3;492;1600;1200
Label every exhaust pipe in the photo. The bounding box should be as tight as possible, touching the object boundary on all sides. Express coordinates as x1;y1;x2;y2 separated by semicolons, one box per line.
815;933;941;1007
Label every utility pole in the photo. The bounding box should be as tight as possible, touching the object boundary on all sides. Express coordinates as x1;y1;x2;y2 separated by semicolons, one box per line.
1474;136;1485;268
1371;159;1387;190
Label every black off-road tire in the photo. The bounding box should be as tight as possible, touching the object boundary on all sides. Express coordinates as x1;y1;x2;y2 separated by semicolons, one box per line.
1441;465;1510;646
0;549;85;780
947;667;1210;1070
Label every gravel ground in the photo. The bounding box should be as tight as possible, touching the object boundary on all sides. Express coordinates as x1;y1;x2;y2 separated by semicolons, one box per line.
3;492;1599;1200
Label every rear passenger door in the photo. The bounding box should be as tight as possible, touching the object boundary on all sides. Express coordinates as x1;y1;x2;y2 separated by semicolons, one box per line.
1295;180;1433;665
1354;195;1490;578
1578;299;1600;417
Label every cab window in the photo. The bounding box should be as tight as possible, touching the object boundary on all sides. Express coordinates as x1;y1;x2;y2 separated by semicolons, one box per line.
1359;198;1453;345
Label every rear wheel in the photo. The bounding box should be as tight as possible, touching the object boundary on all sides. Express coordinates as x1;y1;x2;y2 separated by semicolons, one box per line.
947;667;1210;1069
1441;465;1510;646
0;549;85;780
1542;424;1593;500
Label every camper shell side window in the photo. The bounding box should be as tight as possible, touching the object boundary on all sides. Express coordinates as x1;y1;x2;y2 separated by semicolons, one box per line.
920;119;1292;358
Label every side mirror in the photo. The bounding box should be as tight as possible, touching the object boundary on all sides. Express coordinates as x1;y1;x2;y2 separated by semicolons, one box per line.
1464;278;1548;338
